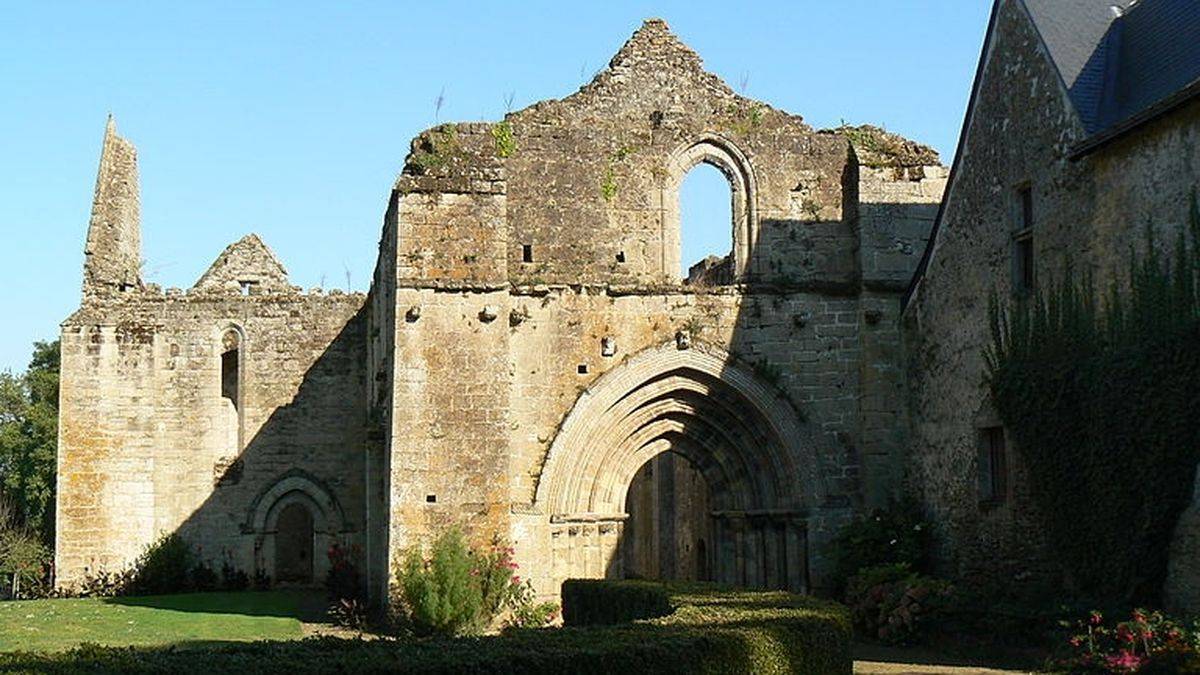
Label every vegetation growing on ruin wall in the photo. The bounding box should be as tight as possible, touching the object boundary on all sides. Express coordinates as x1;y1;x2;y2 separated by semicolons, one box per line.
986;212;1200;603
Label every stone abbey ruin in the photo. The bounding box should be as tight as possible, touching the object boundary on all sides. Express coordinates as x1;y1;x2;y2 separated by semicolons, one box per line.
56;0;1200;607
54;0;1200;622
55;18;950;600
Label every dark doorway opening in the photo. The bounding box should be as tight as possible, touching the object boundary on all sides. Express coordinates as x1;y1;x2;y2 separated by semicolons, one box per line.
275;502;314;584
621;452;712;581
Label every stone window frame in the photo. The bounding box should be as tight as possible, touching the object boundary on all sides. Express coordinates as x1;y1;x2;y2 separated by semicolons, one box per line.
1011;182;1035;297
662;134;759;283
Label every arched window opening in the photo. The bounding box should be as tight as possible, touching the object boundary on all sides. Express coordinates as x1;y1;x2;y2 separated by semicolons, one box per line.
680;163;734;285
221;330;240;412
220;328;243;455
620;451;712;582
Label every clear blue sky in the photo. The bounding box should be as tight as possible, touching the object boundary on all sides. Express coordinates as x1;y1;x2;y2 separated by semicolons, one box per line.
0;1;990;373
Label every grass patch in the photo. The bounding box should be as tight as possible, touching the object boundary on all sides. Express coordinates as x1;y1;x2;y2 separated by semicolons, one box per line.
0;591;304;652
0;583;851;673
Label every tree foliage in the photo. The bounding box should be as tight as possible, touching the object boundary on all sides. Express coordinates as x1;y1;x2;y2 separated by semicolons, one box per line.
0;340;59;547
986;212;1200;603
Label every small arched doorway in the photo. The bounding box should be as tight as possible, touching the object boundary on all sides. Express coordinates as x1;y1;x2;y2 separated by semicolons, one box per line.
275;502;314;584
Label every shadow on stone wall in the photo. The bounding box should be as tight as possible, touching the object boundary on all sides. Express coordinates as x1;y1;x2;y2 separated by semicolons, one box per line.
168;305;373;590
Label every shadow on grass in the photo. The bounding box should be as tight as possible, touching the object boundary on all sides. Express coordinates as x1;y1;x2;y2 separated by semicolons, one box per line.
103;590;311;620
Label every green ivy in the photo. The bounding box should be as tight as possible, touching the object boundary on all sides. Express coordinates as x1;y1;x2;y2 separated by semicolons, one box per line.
985;207;1200;603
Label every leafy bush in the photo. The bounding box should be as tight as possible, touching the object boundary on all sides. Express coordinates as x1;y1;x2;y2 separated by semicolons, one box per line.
987;220;1200;603
0;515;50;599
844;563;954;645
392;529;555;637
75;568;135;597
0;583;852;674
66;537;256;598
395;528;485;636
220;558;250;591
190;561;218;592
503;580;559;631
830;499;932;595
127;533;193;596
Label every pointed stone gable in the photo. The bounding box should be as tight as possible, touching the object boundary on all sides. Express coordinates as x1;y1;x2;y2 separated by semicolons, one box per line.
83;115;141;295
549;18;741;117
193;234;292;294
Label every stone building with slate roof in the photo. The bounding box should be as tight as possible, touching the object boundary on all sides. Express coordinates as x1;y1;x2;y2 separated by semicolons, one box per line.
903;0;1200;612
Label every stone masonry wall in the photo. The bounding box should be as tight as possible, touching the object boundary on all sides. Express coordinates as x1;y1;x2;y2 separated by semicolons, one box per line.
905;0;1200;593
57;286;368;586
376;20;945;599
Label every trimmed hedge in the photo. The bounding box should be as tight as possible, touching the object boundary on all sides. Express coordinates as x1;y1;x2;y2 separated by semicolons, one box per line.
0;582;851;674
563;580;852;673
560;579;674;624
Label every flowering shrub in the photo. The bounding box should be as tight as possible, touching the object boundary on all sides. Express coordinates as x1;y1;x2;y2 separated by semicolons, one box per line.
845;563;954;645
393;528;558;637
504;578;559;631
325;542;366;628
326;542;363;602
1057;609;1200;673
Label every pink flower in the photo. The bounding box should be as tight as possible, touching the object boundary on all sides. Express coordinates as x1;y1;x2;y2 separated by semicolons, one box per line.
1089;611;1103;626
511;575;520;585
1105;650;1144;672
1069;636;1082;647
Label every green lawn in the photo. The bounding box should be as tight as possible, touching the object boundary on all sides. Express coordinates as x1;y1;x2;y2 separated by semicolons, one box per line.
0;591;306;652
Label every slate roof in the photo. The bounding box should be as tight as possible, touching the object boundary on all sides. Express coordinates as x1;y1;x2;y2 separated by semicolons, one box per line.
1027;0;1200;140
902;0;1200;310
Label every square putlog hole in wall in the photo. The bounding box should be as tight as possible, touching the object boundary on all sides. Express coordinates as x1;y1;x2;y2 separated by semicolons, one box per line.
616;251;626;263
425;494;437;503
522;244;533;263
577;364;589;375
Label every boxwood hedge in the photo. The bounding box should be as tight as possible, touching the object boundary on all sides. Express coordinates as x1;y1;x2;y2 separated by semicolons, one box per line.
0;581;851;674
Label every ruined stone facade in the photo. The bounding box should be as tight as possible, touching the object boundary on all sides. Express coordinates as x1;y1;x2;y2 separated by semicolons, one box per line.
903;0;1200;609
56;21;945;600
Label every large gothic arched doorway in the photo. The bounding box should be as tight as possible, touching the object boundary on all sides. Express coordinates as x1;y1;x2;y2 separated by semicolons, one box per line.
535;343;821;593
